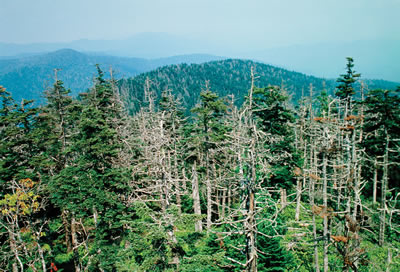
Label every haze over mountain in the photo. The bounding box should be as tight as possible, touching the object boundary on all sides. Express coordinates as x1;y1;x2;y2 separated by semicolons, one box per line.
1;33;399;83
0;48;224;103
1;48;397;106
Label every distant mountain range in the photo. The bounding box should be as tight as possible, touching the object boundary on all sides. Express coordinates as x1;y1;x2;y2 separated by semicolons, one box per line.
0;49;223;103
0;49;397;110
1;33;399;82
0;33;211;58
119;59;399;114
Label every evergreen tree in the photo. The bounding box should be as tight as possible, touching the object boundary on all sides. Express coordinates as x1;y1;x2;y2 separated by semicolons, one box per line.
0;86;39;186
191;87;228;230
252;86;298;189
0;86;51;271
335;57;361;115
335;57;361;100
49;66;129;270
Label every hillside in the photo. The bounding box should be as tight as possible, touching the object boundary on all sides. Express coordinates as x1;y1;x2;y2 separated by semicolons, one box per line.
119;59;399;114
0;49;223;103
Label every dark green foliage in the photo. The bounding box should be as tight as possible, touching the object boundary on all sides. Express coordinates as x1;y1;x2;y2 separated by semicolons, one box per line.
257;230;292;271
0;86;39;188
44;67;130;270
252;86;294;136
251;86;299;189
120;59;338;114
363;88;400;136
120;59;399;115
335;57;361;100
191;89;228;152
362;88;400;190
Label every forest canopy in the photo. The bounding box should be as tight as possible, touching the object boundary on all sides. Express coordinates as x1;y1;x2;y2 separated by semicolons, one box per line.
0;59;399;272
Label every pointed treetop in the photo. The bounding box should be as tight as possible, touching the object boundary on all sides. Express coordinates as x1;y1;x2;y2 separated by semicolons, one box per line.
335;57;361;100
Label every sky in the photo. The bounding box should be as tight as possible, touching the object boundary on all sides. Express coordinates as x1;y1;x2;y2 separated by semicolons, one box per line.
1;0;399;48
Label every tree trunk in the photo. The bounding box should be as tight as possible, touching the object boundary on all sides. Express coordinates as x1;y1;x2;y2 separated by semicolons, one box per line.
379;133;389;246
71;216;81;272
322;153;328;272
280;188;287;208
37;241;47;272
221;187;226;219
246;187;257;272
352;122;360;219
295;176;302;222
62;210;72;252
192;161;202;232
386;248;392;272
9;229;23;272
311;150;320;272
174;152;181;213
373;158;378;204
206;155;212;231
206;173;212;230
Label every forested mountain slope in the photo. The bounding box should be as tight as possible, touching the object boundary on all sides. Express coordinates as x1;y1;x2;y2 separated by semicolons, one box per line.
119;59;399;114
0;49;223;103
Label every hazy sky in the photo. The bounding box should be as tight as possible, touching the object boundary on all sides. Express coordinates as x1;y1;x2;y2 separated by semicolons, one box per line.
1;0;399;47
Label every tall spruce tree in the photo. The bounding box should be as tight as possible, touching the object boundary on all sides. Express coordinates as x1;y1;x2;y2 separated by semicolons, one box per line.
49;66;129;271
191;87;228;230
335;57;361;115
252;86;298;189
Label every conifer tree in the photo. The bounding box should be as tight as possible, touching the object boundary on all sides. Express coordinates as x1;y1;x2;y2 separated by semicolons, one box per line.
191;86;228;230
363;88;400;246
252;85;298;189
0;86;51;271
335;57;361;114
49;66;129;271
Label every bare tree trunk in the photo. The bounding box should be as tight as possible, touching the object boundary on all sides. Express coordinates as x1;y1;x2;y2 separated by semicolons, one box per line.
245;135;258;272
295;176;302;222
206;155;212;231
37;242;47;272
173;152;181;213
373;158;378;204
71;216;81;272
386;248;392;272
206;174;212;230
192;161;203;232
221;187;226;219
352;122;360;219
311;149;320;272
227;185;231;216
246;186;257;272
9;229;23;272
336;156;342;211
280;188;287;208
379;133;389;246
322;153;328;272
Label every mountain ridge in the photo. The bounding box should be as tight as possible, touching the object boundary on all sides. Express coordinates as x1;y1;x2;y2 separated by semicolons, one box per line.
119;59;399;114
1;33;399;82
0;49;224;103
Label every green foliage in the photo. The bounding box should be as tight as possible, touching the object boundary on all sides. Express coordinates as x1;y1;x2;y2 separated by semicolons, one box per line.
335;57;361;100
362;88;400;189
256;197;294;271
1;59;399;272
251;86;300;189
191;89;228;153
0;86;39;188
121;59;339;114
